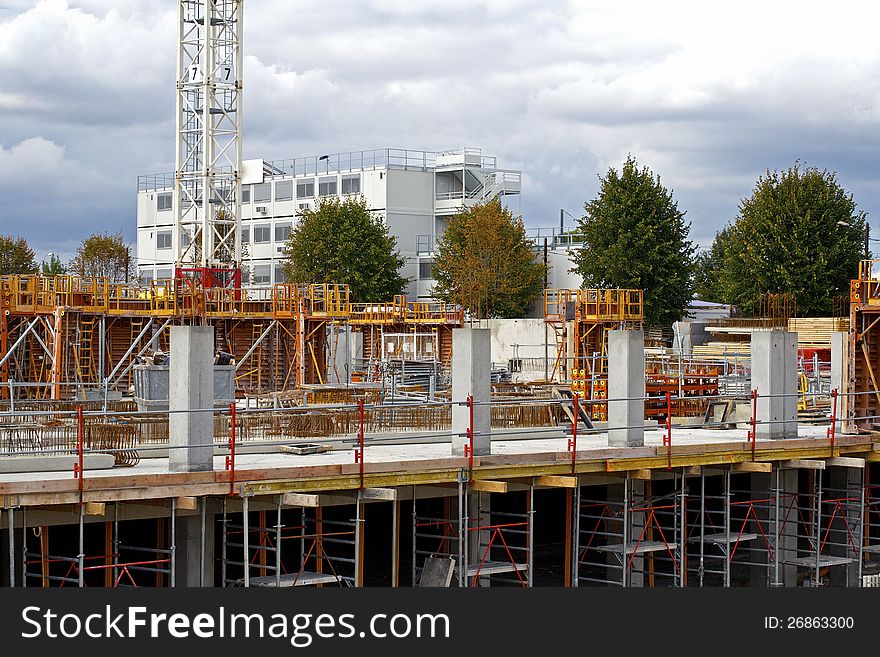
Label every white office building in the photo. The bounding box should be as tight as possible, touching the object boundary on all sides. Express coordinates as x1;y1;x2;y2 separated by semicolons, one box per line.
136;147;521;301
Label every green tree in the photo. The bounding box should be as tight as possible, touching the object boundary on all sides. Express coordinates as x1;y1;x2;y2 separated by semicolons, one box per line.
70;231;134;282
572;156;696;326
0;235;38;275
41;253;67;276
702;163;866;316
280;196;408;302
693;226;732;302
432;199;546;318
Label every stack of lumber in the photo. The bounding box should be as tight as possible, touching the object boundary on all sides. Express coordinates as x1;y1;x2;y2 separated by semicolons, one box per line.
691;317;848;363
787;317;849;349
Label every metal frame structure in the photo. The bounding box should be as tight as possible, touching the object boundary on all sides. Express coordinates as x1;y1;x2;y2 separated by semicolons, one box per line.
220;497;359;587
575;475;686;587
175;0;243;274
0;275;462;399
775;464;864;587
19;502;177;588
412;479;534;587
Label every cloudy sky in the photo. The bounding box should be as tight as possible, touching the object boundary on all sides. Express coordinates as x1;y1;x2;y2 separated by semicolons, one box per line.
2;0;880;262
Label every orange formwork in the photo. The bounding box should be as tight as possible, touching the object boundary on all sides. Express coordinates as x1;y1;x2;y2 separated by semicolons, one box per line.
0;275;462;400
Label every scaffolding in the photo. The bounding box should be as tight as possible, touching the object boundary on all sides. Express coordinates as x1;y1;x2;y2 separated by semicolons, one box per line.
220;497;359;587
412;479;534;587
19;501;177;588
576;475;686;587
0;274;462;401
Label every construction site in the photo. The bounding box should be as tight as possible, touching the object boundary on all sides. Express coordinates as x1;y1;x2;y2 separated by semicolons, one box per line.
3;0;880;590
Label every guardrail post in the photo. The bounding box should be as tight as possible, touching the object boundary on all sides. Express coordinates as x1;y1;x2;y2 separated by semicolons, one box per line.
75;405;84;501
354;398;365;490
747;388;758;460
664;391;673;469
465;395;474;474
225;402;236;496
827;388;838;453
567;393;579;474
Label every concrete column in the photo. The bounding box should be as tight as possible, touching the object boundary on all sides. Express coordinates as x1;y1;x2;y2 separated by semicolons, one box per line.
608;329;645;447
751;330;798;440
452;328;491;456
169;326;214;472
831;331;850;433
175;510;215;587
672;320;709;356
329;326;353;385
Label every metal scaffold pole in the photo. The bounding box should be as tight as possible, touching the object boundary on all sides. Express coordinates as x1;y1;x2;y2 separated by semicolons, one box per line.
199;499;206;587
242;495;250;588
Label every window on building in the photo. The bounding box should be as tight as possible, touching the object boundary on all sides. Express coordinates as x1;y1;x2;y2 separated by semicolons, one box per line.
241;185;250;203
252;182;271;203
252;264;271;285
157;192;172;211
254;224;271;243
140;270;154;284
341;174;360;195
275;180;293;201
318;176;337;197
275;222;292;243
274;264;287;284
419;259;435;280
156;268;173;280
297;179;315;198
156;230;172;250
241;226;250;244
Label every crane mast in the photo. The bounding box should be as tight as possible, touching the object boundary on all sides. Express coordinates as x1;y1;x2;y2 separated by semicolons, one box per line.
174;0;243;288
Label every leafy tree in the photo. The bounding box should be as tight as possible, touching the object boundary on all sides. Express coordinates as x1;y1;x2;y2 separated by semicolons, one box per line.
702;163;866;316
432;199;546;318
572;156;696;326
41;253;67;276
280;196;408;302
0;235;38;275
69;231;135;282
693;226;732;302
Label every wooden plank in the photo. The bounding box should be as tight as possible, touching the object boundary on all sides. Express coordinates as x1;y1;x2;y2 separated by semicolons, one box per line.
282;492;320;507
627;469;652;480
779;459;825;470
84;502;105;516
534;475;578;489
825;457;865;469
176;496;198;510
468;480;509;493
732;462;772;473
360;487;398;501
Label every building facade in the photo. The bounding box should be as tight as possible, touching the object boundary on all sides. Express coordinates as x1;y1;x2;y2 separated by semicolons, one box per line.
136;147;521;301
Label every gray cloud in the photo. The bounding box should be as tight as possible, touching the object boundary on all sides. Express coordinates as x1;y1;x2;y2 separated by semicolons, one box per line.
2;0;880;262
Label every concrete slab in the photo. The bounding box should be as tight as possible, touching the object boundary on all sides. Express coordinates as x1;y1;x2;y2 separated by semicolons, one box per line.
0;454;115;474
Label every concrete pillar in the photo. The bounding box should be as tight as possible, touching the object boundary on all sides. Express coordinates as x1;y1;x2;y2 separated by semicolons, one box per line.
751;330;798;440
169;326;214;472
175;510;215;587
608;329;645;447
329;326;353;385
831;331;850;433
452;328;491;456
672;320;709;356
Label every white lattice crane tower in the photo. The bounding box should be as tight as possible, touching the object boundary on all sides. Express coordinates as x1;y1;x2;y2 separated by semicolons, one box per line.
174;0;243;286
